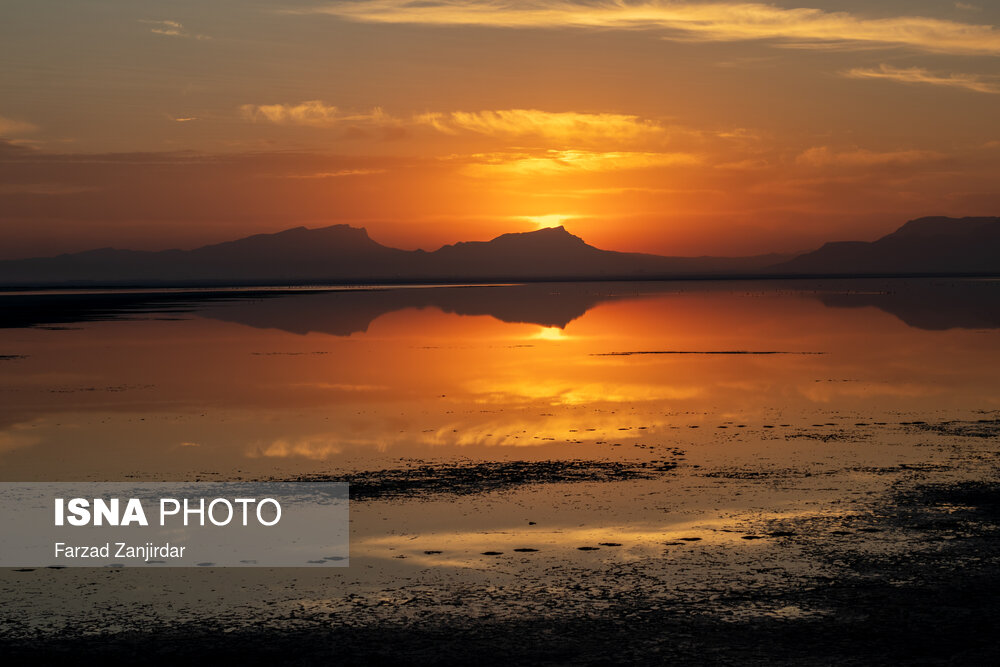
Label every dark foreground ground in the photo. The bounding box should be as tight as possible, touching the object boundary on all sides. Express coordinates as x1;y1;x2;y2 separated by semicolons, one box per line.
4;477;999;666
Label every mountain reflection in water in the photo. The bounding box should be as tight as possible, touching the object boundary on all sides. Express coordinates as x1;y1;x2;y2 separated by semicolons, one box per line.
2;278;998;334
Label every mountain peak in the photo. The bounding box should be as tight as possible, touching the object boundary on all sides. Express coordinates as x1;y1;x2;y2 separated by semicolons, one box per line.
267;224;373;240
889;216;999;240
489;225;587;246
3;215;998;286
310;223;371;236
522;224;570;235
772;215;1000;275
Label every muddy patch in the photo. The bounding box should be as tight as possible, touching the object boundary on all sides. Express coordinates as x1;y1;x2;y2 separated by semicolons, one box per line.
591;350;826;357
914;418;1000;439
45;384;156;394
4;473;1000;665
281;458;682;501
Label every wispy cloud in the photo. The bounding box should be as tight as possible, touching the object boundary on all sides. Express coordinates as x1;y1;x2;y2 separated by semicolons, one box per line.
240;101;395;127
460;149;701;177
796;146;943;168
285;168;387;178
297;1;1000;55
140;19;210;40
415;109;664;142
242;103;669;146
0;115;38;136
844;64;1000;94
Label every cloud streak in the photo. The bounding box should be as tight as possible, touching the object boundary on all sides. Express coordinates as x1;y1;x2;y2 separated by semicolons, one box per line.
0;115;38;136
415;109;664;142
240;101;395;127
460;149;701;177
242;103;670;145
796;146;943;168
298;1;1000;55
844;64;1000;94
139;20;210;40
286;168;388;178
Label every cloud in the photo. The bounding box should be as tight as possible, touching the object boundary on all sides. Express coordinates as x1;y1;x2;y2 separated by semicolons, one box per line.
139;19;210;40
298;1;1000;55
243;104;675;149
240;101;396;128
285;168;388;178
715;158;771;170
0;115;38;136
843;64;1000;94
243;104;666;144
460;149;701;177
415;109;664;142
795;146;943;168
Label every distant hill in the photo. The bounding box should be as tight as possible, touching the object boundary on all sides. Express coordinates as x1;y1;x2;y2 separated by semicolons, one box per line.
0;225;788;286
0;225;414;285
0;216;996;286
770;217;1000;276
425;226;787;279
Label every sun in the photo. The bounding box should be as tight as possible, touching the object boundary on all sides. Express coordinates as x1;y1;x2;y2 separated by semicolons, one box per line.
520;214;578;230
533;326;568;341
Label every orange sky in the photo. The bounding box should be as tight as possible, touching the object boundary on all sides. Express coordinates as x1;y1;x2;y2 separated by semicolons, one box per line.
1;1;999;259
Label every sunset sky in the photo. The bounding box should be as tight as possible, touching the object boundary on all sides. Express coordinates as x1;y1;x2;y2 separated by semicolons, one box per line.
1;0;998;259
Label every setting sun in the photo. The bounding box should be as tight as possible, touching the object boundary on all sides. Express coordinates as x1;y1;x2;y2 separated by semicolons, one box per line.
532;326;570;341
521;214;578;230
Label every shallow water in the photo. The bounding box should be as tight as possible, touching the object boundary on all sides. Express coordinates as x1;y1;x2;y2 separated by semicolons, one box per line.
1;278;999;654
1;278;996;478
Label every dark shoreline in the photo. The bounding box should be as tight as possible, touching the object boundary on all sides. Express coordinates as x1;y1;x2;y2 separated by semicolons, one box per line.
5;478;1000;666
2;270;999;292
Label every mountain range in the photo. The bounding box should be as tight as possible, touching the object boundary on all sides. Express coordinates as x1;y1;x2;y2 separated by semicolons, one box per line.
773;216;1000;275
0;216;996;286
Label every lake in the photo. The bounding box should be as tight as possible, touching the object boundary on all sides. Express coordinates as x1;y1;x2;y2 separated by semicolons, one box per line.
1;277;999;662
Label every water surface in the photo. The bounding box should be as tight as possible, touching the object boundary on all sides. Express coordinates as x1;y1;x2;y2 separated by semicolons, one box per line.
1;278;998;636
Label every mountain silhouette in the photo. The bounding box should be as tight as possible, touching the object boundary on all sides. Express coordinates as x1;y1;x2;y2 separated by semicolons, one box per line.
0;225;413;285
426;226;790;279
771;216;1000;276
0;216;997;286
0;225;786;286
